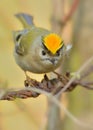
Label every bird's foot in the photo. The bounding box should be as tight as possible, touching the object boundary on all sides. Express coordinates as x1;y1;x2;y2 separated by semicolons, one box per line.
53;71;69;84
24;72;39;87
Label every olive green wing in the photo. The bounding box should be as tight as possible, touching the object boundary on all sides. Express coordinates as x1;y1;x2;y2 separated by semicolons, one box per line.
13;29;29;56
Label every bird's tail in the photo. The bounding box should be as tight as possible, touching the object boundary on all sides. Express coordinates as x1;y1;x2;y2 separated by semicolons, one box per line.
15;13;34;28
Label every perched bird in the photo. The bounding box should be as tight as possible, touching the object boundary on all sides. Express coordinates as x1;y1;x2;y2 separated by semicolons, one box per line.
13;13;71;76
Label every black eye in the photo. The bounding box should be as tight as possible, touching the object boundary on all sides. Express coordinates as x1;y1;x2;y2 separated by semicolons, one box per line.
42;50;46;56
56;50;60;56
16;34;22;42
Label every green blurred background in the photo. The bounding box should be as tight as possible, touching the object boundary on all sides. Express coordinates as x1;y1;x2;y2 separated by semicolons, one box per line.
0;0;93;130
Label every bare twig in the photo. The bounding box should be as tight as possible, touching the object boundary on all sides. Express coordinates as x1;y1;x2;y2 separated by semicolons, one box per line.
51;0;79;28
56;56;93;96
62;0;79;25
0;59;93;101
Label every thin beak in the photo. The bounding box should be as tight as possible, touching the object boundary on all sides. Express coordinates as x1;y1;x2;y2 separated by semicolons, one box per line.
50;59;56;65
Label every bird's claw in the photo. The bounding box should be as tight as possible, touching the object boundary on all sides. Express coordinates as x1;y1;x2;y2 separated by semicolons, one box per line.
24;72;39;87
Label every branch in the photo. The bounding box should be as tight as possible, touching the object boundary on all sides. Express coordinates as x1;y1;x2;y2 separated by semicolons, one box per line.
62;0;79;25
0;68;93;101
0;54;93;101
51;0;79;28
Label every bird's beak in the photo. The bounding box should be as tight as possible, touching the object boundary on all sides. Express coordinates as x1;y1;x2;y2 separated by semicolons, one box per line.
50;59;56;65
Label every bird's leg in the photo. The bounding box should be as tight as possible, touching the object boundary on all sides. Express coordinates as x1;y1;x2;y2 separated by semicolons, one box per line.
53;71;69;84
53;71;77;92
53;71;61;78
24;71;31;87
24;71;39;87
24;71;31;81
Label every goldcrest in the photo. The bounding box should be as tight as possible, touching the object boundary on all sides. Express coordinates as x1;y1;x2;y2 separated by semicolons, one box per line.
13;13;71;75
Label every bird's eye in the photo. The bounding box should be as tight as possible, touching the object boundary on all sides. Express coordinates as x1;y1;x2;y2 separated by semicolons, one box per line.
56;50;60;56
42;50;46;56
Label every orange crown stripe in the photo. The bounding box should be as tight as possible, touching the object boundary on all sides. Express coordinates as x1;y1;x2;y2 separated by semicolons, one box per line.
43;33;63;54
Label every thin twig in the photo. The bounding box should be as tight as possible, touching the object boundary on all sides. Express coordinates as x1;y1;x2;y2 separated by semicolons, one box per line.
0;62;93;101
26;87;93;130
79;82;93;90
56;56;93;96
63;0;79;25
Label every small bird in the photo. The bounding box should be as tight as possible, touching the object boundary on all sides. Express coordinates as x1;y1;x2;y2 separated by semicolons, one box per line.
13;13;71;76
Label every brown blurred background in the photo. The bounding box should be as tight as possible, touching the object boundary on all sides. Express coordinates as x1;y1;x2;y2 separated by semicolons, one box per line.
0;0;93;130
